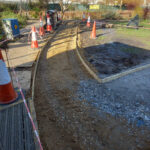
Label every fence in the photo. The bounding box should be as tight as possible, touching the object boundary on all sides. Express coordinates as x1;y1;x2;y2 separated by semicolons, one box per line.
63;10;133;20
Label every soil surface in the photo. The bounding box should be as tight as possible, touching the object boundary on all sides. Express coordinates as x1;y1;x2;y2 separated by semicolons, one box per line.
34;21;150;150
35;21;85;150
80;22;150;78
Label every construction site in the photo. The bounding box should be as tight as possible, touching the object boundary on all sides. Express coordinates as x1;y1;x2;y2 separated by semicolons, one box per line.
0;0;150;150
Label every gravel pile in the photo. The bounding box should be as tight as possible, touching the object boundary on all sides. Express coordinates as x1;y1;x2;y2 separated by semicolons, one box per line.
76;79;150;128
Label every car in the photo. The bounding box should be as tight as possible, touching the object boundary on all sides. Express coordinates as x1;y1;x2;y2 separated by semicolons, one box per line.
45;10;61;30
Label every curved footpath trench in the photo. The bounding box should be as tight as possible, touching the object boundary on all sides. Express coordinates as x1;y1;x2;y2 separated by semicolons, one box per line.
34;21;150;150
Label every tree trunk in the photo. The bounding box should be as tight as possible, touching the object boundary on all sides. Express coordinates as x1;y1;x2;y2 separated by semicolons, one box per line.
120;0;123;10
19;0;22;16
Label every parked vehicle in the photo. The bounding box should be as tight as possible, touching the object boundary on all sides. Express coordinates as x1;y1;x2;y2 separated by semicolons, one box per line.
45;10;61;30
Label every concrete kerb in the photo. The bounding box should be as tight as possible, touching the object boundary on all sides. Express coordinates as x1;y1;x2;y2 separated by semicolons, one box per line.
30;21;67;150
76;25;150;84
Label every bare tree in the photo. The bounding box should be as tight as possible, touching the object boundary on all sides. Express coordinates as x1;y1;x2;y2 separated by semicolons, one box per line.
59;0;70;14
123;0;144;8
20;0;22;15
49;0;55;3
80;0;90;4
104;0;115;5
38;0;49;7
115;0;123;9
56;0;73;17
38;0;55;9
38;0;73;16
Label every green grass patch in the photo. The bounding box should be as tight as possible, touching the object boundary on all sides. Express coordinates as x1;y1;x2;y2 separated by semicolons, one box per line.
96;30;106;41
0;34;3;40
117;27;150;46
139;20;150;28
108;19;150;28
117;27;150;38
1;11;27;28
0;10;27;40
108;20;128;25
97;35;105;41
120;47;142;54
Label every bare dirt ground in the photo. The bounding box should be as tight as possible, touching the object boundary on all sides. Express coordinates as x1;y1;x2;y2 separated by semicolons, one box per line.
34;21;150;150
80;22;150;78
34;21;84;150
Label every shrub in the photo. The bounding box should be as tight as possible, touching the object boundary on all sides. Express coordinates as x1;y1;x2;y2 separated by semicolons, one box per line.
29;10;43;19
0;3;27;40
102;9;120;20
132;7;144;19
0;20;4;40
68;5;76;11
0;3;17;12
1;10;27;28
32;7;41;18
90;12;102;20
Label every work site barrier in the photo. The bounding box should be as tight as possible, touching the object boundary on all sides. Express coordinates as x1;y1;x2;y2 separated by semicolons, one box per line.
0;40;43;150
63;10;133;20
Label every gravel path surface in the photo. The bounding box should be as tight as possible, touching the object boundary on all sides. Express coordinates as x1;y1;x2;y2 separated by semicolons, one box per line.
76;66;150;127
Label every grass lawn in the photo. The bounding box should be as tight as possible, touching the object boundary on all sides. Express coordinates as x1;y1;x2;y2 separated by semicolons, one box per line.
139;20;150;28
117;28;150;38
108;19;150;28
0;11;27;40
108;20;128;25
117;27;150;46
119;47;144;54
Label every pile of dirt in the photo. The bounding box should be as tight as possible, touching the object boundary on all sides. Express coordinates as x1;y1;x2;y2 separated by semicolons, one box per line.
85;42;149;75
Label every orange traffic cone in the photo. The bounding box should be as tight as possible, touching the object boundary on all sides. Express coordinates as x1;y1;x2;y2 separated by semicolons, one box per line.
91;21;96;39
0;50;17;104
39;16;45;36
47;14;52;32
31;26;38;48
82;13;86;22
86;15;91;27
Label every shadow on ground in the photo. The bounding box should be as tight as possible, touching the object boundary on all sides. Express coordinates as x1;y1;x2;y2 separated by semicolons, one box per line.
34;22;150;150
